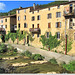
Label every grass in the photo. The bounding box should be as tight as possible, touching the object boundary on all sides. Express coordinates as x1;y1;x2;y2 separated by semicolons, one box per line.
13;62;69;73
6;56;35;64
0;53;17;58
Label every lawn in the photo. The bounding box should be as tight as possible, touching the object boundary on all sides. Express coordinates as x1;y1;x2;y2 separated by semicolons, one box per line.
13;62;69;73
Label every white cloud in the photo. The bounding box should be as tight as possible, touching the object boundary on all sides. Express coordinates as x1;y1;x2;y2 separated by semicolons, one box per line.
0;3;6;10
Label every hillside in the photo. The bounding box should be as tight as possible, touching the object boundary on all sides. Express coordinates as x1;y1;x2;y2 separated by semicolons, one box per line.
0;1;68;16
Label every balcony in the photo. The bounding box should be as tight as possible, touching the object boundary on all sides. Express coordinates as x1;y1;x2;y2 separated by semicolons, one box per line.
64;10;75;17
29;28;40;33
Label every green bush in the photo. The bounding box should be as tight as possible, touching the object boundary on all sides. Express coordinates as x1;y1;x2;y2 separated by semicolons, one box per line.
25;50;32;57
14;48;17;52
55;50;57;53
49;58;57;64
7;45;14;52
31;54;44;60
0;43;7;53
0;68;5;73
63;61;75;72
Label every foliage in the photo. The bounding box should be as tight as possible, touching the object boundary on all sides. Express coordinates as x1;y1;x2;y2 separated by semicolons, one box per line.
40;32;60;50
0;43;7;53
63;36;72;52
25;50;32;57
55;50;57;53
28;33;34;43
40;35;47;48
39;1;68;8
5;31;11;41
0;68;5;73
10;33;16;43
63;61;75;72
31;54;44;60
0;8;17;16
49;58;57;64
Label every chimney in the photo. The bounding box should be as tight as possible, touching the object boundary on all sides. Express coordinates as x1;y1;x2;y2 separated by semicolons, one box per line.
19;6;22;9
33;3;36;10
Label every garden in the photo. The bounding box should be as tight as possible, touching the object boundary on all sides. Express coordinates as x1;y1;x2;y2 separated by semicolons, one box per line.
0;43;75;73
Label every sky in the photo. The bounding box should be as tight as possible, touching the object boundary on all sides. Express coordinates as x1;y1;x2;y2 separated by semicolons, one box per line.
0;1;54;13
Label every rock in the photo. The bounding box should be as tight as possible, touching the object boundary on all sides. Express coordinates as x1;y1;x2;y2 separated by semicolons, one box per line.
12;63;28;67
47;72;56;74
30;60;48;64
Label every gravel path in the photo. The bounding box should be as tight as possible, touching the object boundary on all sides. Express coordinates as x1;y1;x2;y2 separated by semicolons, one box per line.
5;43;75;64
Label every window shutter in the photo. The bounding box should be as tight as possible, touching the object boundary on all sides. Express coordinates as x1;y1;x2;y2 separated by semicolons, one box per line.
60;22;61;28
48;23;51;28
56;23;57;28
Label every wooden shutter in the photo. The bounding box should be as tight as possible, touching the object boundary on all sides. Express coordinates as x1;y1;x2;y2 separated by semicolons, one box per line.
37;24;39;28
48;23;51;28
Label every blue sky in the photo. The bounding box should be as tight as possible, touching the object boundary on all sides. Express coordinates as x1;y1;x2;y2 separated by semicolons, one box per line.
0;1;54;13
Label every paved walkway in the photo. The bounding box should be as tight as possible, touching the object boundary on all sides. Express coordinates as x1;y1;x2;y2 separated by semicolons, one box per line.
6;43;75;64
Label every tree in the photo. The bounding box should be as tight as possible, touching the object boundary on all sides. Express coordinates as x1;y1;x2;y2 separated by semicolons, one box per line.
28;33;34;45
40;32;60;50
16;30;20;44
23;31;27;45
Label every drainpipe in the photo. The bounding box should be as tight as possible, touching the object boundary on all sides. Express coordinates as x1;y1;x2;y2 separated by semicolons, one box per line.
65;20;67;55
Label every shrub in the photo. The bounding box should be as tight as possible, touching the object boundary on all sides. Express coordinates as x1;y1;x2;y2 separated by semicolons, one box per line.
49;58;57;64
31;54;44;60
63;61;75;72
0;68;5;73
20;52;25;56
55;50;57;53
0;43;7;53
25;50;32;57
14;48;17;52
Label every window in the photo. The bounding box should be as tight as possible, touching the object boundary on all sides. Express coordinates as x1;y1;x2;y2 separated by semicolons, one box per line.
32;16;35;21
37;24;39;28
32;24;34;28
21;31;23;34
24;23;27;28
47;32;49;38
70;4;73;7
24;15;26;20
37;10;39;13
37;34;39;37
5;19;7;22
56;22;61;28
48;8;50;11
32;34;34;37
57;5;60;9
18;10;20;14
18;23;20;28
37;15;40;20
32;12;34;14
5;25;7;28
70;18;72;22
56;12;61;18
48;23;51;28
24;9;26;13
1;25;3;28
18;16;20;21
47;13;52;19
57;32;60;39
1;20;3;23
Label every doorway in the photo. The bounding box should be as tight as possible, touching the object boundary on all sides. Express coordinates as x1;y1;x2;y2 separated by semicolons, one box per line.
27;36;29;44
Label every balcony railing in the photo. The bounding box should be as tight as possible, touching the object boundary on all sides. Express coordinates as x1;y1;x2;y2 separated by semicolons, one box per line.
29;28;40;33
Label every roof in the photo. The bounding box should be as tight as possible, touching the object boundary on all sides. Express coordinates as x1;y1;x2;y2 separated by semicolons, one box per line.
17;1;75;12
0;14;16;18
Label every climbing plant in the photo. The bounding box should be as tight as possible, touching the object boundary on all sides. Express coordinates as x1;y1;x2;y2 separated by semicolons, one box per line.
63;36;72;52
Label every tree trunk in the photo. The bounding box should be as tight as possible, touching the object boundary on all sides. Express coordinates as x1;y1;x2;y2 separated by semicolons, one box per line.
17;37;18;44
